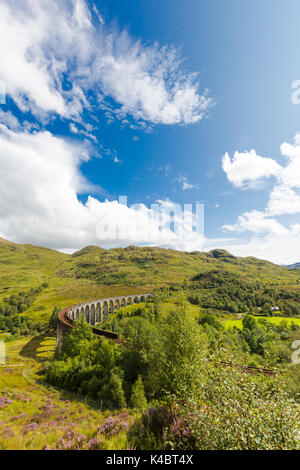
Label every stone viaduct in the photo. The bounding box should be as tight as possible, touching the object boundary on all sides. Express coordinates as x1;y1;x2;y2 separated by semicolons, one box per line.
56;293;152;351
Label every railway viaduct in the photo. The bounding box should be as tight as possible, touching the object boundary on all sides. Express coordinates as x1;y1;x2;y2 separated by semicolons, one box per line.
56;293;278;378
56;293;152;351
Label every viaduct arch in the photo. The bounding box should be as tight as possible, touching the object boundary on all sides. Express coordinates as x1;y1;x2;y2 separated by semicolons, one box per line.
56;293;152;351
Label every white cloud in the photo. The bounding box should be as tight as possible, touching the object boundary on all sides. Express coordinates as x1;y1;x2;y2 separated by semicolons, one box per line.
0;125;204;252
69;122;98;142
0;0;213;126
172;174;197;190
280;135;300;188
214;227;300;265
221;134;300;263
69;123;79;134
222;149;282;189
91;38;214;125
0;0;80;118
223;210;288;236
0;110;20;130
266;185;300;216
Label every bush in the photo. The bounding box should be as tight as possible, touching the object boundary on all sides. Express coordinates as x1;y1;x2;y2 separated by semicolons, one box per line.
129;353;300;450
128;407;173;450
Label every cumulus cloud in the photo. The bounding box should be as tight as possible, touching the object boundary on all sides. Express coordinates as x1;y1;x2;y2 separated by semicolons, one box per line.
0;125;204;252
223;210;288;236
222;149;281;189
266;186;300;216
0;0;213;126
221;133;300;263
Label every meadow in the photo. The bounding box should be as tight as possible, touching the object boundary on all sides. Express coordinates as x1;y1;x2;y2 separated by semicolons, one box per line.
222;316;300;330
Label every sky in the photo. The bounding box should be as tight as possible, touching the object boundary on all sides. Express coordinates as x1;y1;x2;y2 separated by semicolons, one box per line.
1;0;300;264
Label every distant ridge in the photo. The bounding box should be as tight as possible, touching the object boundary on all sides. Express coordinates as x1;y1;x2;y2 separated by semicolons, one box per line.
285;262;300;269
0;236;298;288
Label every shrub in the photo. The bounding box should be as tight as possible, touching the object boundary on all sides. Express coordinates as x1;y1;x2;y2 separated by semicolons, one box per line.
129;355;300;450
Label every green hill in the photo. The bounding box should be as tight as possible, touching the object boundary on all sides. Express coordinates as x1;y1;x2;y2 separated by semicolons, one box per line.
0;238;299;323
59;245;299;285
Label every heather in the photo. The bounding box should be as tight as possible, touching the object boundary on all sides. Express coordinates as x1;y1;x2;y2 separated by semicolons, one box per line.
0;337;134;450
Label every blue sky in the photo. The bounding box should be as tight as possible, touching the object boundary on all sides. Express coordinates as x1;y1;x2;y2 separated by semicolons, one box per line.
0;0;300;263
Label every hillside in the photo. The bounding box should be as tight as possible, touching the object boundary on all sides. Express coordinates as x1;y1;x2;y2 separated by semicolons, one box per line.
59;246;299;286
285;262;300;270
0;238;299;323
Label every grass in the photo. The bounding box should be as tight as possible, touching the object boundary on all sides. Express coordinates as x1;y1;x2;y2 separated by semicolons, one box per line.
0;335;136;450
222;316;300;330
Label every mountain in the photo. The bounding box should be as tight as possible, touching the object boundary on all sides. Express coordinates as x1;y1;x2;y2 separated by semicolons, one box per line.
59;245;299;285
285;262;300;270
0;238;299;322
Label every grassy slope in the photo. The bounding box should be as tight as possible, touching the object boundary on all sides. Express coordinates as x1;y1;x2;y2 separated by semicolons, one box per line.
0;238;299;322
61;245;300;286
0;336;133;450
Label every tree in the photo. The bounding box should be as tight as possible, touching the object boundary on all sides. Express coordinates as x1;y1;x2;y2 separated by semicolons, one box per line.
49;306;60;331
130;375;148;410
101;372;126;409
242;314;257;331
62;316;96;358
149;307;208;399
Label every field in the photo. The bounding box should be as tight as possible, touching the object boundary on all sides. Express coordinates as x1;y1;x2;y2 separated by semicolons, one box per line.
0;336;135;450
223;316;300;329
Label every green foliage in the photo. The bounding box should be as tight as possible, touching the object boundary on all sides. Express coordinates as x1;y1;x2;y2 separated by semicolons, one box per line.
198;314;224;330
0;285;46;316
62;316;96;357
48;306;60;331
186;269;300;316
46;316;127;409
130;351;300;450
0;284;48;335
101;373;127;409
149;307;207;400
130;376;148;411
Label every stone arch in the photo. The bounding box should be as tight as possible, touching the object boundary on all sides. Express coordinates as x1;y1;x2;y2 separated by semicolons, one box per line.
121;298;127;307
127;297;133;305
96;303;101;323
80;306;84;316
85;305;90;323
134;296;139;303
103;301;109;319
109;299;115;314
140;295;145;302
91;304;96;325
76;309;80;320
115;298;120;309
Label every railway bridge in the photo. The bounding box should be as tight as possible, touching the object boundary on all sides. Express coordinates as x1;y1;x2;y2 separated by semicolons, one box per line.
56;293;152;351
